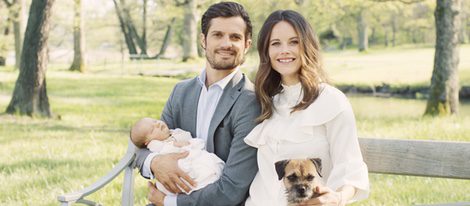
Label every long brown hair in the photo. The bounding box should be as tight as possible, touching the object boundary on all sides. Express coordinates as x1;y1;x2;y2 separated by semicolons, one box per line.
255;10;328;122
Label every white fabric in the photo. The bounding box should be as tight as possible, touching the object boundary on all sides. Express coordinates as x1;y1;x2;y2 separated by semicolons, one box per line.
147;129;225;196
147;129;193;153
145;68;238;206
244;83;369;206
196;68;239;142
141;69;238;181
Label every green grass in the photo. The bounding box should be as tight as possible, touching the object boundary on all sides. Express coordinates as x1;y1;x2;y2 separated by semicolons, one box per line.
0;72;178;206
324;44;470;86
1;46;470;205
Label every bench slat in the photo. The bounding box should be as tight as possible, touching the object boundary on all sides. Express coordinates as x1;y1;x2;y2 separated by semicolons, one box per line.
359;138;470;179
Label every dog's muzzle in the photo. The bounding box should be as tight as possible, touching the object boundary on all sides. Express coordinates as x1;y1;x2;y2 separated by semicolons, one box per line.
294;184;309;198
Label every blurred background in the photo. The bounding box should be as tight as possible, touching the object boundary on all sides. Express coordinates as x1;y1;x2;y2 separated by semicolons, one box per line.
0;0;469;205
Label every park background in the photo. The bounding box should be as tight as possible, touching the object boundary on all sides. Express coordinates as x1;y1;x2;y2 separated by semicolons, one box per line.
0;0;469;205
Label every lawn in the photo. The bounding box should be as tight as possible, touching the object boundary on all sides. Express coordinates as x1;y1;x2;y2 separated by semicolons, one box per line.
1;46;469;205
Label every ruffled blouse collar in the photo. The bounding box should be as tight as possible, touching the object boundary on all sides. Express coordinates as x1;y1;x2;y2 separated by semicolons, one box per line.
277;82;303;107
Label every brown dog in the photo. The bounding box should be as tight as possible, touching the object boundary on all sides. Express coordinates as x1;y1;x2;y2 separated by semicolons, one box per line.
275;158;323;205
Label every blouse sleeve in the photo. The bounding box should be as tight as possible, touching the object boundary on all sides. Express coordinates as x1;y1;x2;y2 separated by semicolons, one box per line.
325;103;370;203
244;120;268;148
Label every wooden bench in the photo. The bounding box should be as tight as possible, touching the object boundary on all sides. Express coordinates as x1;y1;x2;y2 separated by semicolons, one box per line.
57;138;470;206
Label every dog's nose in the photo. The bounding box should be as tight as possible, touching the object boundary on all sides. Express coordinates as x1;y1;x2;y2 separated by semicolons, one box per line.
297;186;306;194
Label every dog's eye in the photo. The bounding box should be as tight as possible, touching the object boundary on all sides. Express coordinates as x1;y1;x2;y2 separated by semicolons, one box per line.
306;174;314;181
287;174;298;182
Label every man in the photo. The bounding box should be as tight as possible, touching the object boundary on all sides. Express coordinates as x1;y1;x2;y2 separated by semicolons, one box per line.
135;2;260;206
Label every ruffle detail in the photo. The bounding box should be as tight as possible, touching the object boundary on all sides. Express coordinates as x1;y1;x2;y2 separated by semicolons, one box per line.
291;84;352;136
244;119;270;148
244;84;351;148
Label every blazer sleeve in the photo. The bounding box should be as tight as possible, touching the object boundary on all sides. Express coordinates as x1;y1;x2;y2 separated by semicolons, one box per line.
135;83;178;176
176;94;261;206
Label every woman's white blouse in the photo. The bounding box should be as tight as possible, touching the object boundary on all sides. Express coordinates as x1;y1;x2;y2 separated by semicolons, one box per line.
244;83;369;206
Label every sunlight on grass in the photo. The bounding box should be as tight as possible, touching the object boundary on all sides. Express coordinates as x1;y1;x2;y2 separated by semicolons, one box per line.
324;45;470;85
1;46;469;205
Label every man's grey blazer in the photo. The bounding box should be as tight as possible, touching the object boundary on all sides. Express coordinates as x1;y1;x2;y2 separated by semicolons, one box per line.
136;71;260;206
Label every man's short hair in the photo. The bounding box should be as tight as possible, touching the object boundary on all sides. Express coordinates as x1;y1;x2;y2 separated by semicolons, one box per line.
201;1;252;40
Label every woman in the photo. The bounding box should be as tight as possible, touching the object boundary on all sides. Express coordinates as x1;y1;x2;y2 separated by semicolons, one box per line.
244;10;369;206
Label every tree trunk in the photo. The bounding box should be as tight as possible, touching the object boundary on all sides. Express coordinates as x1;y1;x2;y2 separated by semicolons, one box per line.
120;0;147;56
2;0;23;69
356;10;368;52
384;27;389;47
424;0;461;116
142;0;147;55
391;13;397;47
182;0;197;62
6;0;54;117
458;4;468;44
155;17;175;59
69;0;85;72
12;0;23;70
112;0;137;55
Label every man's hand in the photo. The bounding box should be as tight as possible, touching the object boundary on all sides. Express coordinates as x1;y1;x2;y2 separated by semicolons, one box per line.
150;151;196;193
148;181;165;206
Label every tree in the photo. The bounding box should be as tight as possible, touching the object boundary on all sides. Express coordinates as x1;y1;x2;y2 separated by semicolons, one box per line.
155;17;176;59
112;0;137;56
181;0;198;61
6;0;55;117
113;0;148;57
69;0;86;72
424;0;461;116
3;0;24;69
356;9;368;52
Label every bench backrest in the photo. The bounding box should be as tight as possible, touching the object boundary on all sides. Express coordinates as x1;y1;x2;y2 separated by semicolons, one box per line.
359;138;470;179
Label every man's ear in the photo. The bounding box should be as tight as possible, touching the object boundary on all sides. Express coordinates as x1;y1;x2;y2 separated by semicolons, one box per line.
200;33;206;50
244;38;252;54
275;159;290;180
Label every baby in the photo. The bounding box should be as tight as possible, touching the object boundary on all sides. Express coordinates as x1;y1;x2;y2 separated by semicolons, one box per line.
130;117;224;195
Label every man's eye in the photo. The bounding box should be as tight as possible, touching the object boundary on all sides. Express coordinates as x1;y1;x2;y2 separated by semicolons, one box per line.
231;35;241;40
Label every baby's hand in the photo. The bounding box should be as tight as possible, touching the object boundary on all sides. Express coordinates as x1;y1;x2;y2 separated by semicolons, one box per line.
173;140;190;147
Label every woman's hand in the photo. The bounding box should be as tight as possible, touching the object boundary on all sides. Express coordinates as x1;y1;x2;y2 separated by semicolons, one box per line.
298;186;344;206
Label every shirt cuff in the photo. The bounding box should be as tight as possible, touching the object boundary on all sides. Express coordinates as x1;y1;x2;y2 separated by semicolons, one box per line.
164;194;177;206
143;152;159;179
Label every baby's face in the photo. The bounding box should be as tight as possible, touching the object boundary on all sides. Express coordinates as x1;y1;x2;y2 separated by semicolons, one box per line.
146;120;171;142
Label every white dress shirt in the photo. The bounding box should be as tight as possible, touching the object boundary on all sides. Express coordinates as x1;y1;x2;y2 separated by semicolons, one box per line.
244;83;369;206
142;68;239;206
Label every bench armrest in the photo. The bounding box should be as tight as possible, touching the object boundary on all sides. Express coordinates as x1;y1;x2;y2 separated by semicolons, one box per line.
57;140;137;204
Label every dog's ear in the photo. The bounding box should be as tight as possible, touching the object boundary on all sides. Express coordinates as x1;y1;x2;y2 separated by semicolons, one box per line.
274;159;290;180
310;158;322;177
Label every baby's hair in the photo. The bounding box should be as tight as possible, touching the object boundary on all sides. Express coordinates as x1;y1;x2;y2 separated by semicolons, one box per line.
130;118;151;148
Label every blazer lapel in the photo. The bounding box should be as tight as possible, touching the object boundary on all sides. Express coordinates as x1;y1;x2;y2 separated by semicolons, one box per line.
206;71;244;152
185;78;202;138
